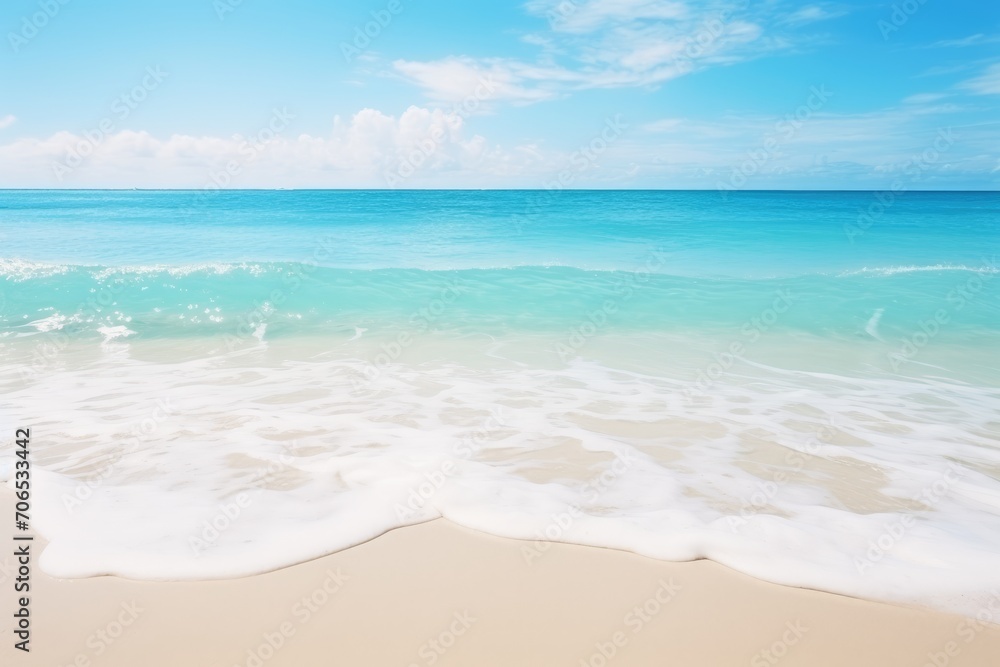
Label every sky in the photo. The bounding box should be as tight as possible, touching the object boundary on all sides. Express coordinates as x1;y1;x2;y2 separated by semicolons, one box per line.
0;0;998;189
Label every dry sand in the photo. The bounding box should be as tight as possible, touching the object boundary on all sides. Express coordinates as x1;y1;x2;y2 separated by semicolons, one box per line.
2;489;998;667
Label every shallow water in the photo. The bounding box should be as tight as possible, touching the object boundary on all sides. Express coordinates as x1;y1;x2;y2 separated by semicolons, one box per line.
1;189;999;616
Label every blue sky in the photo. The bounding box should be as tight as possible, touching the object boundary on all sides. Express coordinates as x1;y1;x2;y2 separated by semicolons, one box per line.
0;0;998;188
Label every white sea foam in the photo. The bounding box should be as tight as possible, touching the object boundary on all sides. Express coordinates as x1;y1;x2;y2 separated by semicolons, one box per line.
97;325;137;342
3;334;1000;618
0;258;71;281
864;308;885;341
92;262;270;280
28;313;73;332
841;263;1000;277
0;259;276;283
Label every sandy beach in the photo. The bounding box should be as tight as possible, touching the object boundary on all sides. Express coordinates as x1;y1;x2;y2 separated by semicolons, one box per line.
4;0;1000;661
3;489;999;667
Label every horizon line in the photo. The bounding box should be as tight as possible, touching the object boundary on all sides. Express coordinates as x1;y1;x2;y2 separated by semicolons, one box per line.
2;188;998;193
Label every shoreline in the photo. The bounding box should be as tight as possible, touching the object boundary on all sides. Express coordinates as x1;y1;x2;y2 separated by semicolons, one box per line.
3;489;999;666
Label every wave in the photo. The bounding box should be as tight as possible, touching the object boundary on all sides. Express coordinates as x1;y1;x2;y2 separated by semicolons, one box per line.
4;338;1000;618
0;258;274;282
0;258;72;281
4;257;1000;280
3;260;999;343
839;263;999;277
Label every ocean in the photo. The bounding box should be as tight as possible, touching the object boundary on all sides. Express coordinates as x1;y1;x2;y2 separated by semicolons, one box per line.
1;189;999;615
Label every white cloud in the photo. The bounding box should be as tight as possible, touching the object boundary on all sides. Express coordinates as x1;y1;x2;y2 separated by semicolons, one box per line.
392;58;561;105
902;93;948;104
600;19;765;76
960;63;1000;95
0;107;543;188
613;100;996;189
0;114;16;130
782;5;847;25
646;117;747;139
393;1;816;104
928;34;1000;48
642;118;685;132
527;0;688;34
2;98;990;189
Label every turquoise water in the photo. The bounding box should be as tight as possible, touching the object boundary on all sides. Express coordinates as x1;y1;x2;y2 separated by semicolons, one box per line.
2;190;999;343
3;264;1000;346
2;190;1000;615
1;190;996;274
